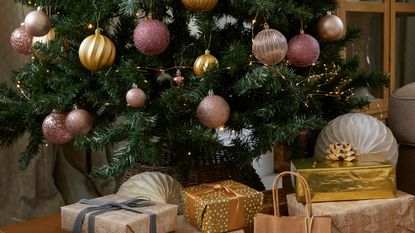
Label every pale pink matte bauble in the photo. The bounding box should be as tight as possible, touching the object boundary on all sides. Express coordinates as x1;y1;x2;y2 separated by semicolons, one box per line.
126;87;146;107
42;112;73;144
287;34;320;67
65;109;93;135
133;19;170;56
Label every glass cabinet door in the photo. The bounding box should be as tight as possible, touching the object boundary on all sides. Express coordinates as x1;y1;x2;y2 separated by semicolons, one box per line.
346;12;384;99
391;1;415;90
338;0;389;118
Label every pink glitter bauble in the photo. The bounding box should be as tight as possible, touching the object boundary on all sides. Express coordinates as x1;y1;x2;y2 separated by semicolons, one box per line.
133;19;170;56
65;109;93;136
10;25;32;55
42;112;74;144
197;95;230;129
287;33;320;67
126;87;146;107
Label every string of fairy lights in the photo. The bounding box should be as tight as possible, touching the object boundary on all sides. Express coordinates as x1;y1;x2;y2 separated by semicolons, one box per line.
12;2;383;149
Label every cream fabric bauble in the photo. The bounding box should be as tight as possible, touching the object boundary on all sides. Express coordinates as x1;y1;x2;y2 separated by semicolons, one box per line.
314;113;398;164
117;172;184;214
32;27;55;45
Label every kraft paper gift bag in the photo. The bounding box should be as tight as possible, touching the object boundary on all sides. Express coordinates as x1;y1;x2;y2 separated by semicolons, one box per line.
254;171;331;233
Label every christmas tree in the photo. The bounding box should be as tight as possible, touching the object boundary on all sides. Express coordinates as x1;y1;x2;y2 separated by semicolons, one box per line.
3;0;388;187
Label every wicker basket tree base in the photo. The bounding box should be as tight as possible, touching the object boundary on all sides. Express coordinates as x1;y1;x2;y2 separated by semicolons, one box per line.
114;155;265;192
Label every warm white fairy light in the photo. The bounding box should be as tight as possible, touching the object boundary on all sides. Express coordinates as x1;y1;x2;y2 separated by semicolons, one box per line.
16;81;30;100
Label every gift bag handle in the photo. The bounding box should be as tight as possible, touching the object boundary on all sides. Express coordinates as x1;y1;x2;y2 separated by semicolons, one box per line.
272;171;313;218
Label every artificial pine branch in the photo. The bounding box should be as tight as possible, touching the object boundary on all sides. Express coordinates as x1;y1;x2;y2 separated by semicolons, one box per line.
4;0;389;180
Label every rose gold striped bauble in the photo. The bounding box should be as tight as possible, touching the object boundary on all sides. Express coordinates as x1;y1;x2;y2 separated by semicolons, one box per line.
79;29;116;72
181;0;218;12
252;24;288;66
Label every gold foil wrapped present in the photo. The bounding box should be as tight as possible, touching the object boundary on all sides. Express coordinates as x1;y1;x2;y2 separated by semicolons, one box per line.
61;194;177;233
292;158;396;203
182;180;263;233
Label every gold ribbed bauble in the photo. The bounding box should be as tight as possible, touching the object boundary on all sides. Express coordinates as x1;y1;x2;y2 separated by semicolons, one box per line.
317;12;344;41
193;50;219;76
181;0;218;12
252;23;287;66
32;27;55;45
197;91;230;129
79;29;116;72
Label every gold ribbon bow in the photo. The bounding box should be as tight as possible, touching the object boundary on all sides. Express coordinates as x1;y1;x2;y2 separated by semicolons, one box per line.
185;181;246;231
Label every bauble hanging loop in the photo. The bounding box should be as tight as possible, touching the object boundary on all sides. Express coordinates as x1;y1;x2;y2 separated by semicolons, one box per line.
193;50;219;76
79;28;116;72
197;90;230;128
287;31;320;67
126;84;146;108
133;18;170;56
181;0;218;12
317;12;345;41
24;6;52;37
252;23;288;66
10;24;32;55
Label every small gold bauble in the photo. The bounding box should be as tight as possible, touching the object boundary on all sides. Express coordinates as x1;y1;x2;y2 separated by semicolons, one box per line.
181;0;218;12
193;50;219;76
317;12;344;41
79;29;116;72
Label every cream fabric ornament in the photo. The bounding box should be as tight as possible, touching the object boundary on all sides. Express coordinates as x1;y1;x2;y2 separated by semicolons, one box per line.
117;172;184;214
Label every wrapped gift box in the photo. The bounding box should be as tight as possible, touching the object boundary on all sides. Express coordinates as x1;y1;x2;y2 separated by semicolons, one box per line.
61;194;177;233
183;180;263;233
292;158;396;202
287;191;415;233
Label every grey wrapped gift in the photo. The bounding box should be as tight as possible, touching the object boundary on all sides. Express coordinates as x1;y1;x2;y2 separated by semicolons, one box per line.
389;82;415;145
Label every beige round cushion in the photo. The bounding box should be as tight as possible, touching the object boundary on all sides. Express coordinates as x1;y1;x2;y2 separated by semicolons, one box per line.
389;82;415;145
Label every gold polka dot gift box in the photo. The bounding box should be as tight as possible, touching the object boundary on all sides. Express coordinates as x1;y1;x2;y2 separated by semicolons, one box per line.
182;180;264;233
